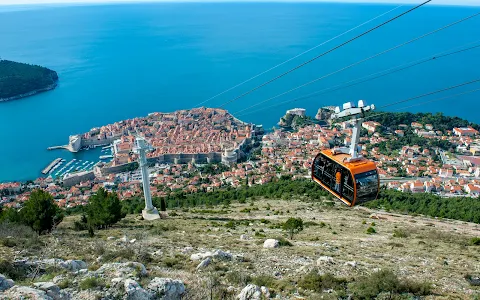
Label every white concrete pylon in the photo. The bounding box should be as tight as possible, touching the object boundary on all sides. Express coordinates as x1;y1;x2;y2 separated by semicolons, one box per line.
134;137;160;220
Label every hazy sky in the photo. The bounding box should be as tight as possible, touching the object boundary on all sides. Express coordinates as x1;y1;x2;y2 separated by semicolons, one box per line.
1;0;480;6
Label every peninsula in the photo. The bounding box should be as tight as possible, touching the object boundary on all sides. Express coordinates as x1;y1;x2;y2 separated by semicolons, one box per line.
0;60;58;102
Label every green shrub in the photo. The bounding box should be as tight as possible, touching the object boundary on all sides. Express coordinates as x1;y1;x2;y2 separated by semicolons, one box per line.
161;256;184;269
0;260;26;281
349;269;399;299
282;217;303;239
226;271;251;286
80;277;104;290
225;220;236;229
349;269;433;298
57;279;72;289
298;271;346;292
251;274;276;288
400;279;433;295
393;229;409;238
303;221;319;227
366;227;376;234
277;237;293;247
0;237;16;247
470;237;480;246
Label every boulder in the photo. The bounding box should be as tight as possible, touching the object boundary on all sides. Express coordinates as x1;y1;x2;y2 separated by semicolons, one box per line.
0;273;14;292
95;262;147;279
260;286;270;299
233;254;245;262
316;256;334;265
120;235;129;243
237;284;262;300
181;246;194;254
196;257;211;270
190;251;212;261
213;249;233;261
344;261;357;268
263;239;279;249
124;279;151;300
60;260;87;272
33;282;66;300
147;278;185;300
0;286;52;300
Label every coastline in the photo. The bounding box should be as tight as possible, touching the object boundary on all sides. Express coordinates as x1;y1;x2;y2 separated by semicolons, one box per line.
0;82;57;103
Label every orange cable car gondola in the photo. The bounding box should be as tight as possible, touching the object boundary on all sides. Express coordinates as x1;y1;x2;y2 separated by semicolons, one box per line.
311;100;380;206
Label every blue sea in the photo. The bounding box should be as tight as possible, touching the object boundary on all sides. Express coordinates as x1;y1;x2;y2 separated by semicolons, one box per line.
0;2;479;182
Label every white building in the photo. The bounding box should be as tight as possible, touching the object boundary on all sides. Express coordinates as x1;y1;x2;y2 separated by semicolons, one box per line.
286;108;306;117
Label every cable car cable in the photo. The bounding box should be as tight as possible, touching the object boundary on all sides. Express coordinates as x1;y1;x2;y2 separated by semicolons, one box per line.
194;5;404;107
362;88;480;122
232;13;480;116
234;41;480;117
217;0;432;109
376;78;480;110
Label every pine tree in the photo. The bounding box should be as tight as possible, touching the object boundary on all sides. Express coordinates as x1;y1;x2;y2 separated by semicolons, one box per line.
86;188;125;230
20;189;63;234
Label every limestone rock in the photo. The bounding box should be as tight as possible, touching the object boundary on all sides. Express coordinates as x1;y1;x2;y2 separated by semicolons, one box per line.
0;286;52;300
344;261;357;268
263;239;280;249
33;282;67;300
147;277;185;300
60;260;87;272
317;256;334;265
0;273;14;292
120;235;129;243
181;246;194;254
124;279;151;300
196;257;211;270
95;262;147;279
240;234;250;240
190;251;212;261
237;284;262;300
213;249;233;261
260;286;270;298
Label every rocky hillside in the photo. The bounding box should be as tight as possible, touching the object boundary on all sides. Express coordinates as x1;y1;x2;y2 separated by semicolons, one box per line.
1;199;479;299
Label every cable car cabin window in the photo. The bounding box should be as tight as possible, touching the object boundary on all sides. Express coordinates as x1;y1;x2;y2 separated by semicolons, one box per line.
354;170;379;204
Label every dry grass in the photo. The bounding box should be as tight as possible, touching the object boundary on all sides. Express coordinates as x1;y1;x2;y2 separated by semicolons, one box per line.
1;198;479;298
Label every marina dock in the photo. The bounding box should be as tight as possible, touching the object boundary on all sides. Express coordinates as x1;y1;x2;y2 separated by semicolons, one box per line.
42;158;63;175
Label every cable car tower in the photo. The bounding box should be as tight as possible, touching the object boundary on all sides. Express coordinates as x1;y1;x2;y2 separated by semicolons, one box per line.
133;136;160;220
311;100;380;207
331;100;375;160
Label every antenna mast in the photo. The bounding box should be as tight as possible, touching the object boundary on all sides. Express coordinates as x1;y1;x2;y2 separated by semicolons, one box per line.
331;100;375;160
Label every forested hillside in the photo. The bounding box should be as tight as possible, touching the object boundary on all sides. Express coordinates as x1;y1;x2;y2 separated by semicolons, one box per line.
363;111;479;132
0;60;58;100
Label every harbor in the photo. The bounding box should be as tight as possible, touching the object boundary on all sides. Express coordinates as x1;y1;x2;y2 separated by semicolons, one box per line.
41;158;63;175
37;143;115;180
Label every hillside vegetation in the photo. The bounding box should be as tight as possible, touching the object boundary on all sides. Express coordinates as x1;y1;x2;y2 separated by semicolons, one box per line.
0;60;58;100
1;197;479;299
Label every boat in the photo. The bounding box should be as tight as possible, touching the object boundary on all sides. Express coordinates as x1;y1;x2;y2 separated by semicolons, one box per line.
100;155;113;160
